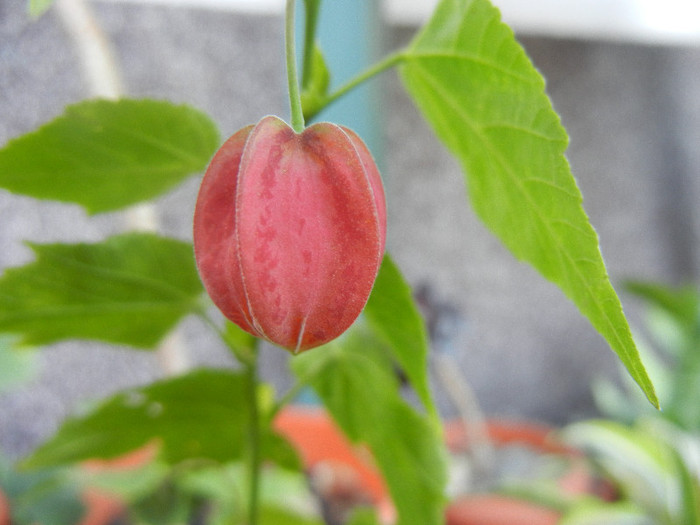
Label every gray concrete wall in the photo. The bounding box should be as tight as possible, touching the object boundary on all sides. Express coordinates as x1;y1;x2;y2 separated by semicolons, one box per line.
1;1;699;457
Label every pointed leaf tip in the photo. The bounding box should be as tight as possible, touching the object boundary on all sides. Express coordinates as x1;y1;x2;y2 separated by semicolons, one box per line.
399;0;658;406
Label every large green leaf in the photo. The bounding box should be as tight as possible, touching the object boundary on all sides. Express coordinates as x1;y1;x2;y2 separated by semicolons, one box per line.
364;255;435;418
0;233;203;348
0;336;38;393
24;369;296;469
0;99;219;214
292;330;447;525
399;0;657;407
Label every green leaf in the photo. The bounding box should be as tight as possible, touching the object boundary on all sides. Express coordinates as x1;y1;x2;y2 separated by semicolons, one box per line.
174;463;243;524
623;282;700;429
559;501;652;525
24;369;269;468
24;369;297;473
0;232;203;348
364;255;435;417
562;419;698;523
77;462;171;502
129;481;194;525
670;441;700;525
177;463;322;525
301;44;331;121
624;281;699;334
292;330;447;525
592;331;670;424
28;0;54;18
0;336;38;393
258;507;325;525
0;459;86;525
347;508;383;525
222;320;260;365
0;99;219;214
399;0;657;407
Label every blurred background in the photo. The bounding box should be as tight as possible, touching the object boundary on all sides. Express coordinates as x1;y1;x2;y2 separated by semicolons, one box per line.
1;0;699;459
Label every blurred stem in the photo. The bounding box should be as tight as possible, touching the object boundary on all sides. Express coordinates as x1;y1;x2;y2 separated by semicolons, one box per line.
433;352;495;487
325;50;405;106
286;0;305;132
268;345;329;421
55;0;123;98
270;379;308;420
245;352;262;525
301;0;322;88
198;311;256;367
209;311;262;524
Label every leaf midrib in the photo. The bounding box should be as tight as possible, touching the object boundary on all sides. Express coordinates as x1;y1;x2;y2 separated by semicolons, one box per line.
71;108;210;167
405;49;538;86
32;246;200;302
404;58;638;370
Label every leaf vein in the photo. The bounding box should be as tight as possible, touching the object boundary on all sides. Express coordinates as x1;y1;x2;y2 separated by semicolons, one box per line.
408;61;635;363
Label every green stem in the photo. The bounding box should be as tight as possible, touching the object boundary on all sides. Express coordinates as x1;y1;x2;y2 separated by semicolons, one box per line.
200;310;261;523
269;378;308;421
286;0;305;132
267;348;330;422
245;353;262;525
197;311;255;366
313;50;407;118
301;0;321;88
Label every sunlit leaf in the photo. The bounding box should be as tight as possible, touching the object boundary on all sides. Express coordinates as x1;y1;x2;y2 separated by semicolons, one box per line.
399;0;657;407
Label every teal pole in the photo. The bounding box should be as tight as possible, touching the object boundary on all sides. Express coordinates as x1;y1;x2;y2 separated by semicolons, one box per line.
301;0;383;167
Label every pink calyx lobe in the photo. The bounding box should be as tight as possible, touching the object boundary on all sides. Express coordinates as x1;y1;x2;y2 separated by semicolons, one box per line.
193;115;387;353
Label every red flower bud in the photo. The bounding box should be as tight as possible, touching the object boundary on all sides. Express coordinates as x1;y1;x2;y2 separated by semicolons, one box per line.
194;116;386;353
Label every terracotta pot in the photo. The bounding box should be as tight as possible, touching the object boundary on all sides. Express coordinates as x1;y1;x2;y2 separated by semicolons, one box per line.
0;490;9;525
443;418;570;454
442;418;612;525
1;409;596;525
276;408;596;525
274;405;395;523
274;406;387;501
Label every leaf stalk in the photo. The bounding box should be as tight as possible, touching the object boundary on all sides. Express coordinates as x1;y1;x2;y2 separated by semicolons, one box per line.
307;49;407;121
